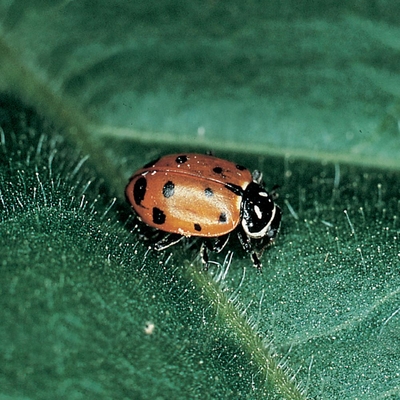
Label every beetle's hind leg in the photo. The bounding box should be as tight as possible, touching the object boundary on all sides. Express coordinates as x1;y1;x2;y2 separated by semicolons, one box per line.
209;234;230;253
200;242;209;269
200;234;230;269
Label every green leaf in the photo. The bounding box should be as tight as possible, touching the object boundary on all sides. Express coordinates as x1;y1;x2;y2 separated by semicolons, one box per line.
1;1;400;168
1;93;400;399
0;2;400;399
0;99;305;398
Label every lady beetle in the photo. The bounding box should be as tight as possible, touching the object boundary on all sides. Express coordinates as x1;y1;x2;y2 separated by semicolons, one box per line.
125;153;281;270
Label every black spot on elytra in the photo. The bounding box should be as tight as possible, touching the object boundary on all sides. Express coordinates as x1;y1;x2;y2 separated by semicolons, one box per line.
143;157;160;168
213;166;223;174
153;207;166;225
204;187;213;197
224;183;243;196
133;176;147;206
176;155;188;164
236;164;246;171
194;223;202;232
163;181;175;198
219;212;227;223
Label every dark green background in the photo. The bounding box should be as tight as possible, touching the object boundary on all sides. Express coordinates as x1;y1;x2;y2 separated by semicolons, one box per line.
0;1;399;399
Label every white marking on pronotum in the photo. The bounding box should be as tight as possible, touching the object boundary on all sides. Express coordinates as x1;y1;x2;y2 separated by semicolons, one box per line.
243;204;278;238
254;204;262;219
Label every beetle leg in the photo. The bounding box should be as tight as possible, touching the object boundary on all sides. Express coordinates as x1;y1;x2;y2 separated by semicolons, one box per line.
251;252;262;272
237;228;263;271
236;227;252;253
209;233;230;253
200;241;209;269
153;233;184;251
